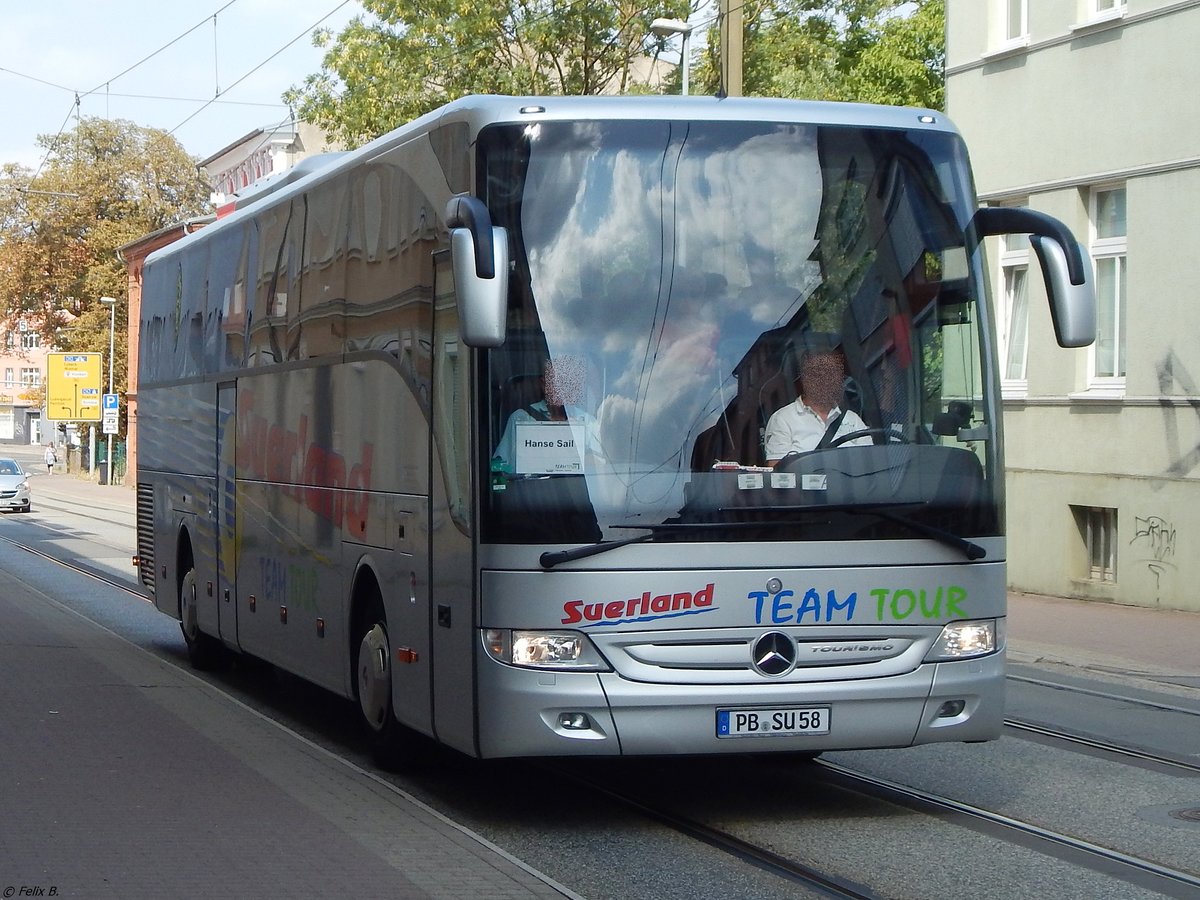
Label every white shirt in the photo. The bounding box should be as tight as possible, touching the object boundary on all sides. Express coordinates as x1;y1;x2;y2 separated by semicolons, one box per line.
764;400;870;461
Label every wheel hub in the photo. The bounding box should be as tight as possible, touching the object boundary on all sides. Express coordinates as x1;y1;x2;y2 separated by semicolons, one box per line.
357;623;391;731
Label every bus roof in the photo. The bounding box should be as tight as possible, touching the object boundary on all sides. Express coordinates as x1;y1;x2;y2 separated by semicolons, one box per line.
147;94;959;268
435;93;954;133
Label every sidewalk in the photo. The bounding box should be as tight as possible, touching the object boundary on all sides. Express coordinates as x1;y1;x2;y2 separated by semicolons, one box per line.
0;575;573;899
32;467;135;509
1006;591;1200;685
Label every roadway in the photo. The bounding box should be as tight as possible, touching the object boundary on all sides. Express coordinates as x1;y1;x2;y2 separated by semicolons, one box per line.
2;443;1198;899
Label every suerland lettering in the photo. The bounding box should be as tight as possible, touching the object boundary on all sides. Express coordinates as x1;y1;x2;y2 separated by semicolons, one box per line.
562;583;716;626
236;387;373;539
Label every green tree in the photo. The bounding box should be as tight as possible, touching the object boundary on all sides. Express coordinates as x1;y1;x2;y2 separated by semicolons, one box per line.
693;0;944;109
0;117;210;401
285;0;694;148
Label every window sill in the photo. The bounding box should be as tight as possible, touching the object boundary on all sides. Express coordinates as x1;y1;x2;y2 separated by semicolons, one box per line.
981;37;1030;62
1069;384;1126;403
1001;381;1028;402
1070;9;1126;33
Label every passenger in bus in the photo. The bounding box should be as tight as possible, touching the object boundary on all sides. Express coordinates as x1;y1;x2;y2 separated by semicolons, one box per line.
764;349;871;465
493;357;604;475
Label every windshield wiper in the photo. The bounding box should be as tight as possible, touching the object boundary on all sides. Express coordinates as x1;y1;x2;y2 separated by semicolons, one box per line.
844;507;986;560
713;501;987;561
539;531;658;569
539;507;986;569
539;522;762;569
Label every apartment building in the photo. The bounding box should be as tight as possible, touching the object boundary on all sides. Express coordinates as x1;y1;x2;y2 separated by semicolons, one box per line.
0;322;52;445
946;0;1200;612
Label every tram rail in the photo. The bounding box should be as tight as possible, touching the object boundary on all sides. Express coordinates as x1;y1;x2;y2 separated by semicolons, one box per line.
7;526;1199;899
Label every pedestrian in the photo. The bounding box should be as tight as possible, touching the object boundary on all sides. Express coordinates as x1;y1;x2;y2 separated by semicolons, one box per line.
44;443;57;475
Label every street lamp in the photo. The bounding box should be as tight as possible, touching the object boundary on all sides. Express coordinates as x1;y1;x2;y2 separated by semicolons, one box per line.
651;17;694;96
99;296;117;486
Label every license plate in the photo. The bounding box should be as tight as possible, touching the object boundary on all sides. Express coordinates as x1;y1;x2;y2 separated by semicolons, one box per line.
716;706;830;738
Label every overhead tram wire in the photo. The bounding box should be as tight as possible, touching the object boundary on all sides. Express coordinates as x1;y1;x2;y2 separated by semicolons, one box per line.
82;0;242;99
8;1;243;184
168;0;354;137
8;0;345;234
12;0;736;187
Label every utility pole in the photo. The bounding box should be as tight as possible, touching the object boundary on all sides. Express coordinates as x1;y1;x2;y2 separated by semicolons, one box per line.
720;0;744;97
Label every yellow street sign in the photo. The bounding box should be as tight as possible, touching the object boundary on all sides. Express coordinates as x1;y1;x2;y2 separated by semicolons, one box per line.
46;353;103;421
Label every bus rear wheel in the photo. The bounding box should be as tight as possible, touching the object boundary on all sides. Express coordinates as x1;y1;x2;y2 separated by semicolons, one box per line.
179;567;224;670
354;597;416;769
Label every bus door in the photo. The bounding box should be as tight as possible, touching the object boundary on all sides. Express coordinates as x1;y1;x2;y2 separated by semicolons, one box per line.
427;249;478;754
216;382;238;647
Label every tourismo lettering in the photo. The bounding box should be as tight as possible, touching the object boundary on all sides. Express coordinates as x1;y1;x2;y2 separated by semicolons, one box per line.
561;583;716;626
236;387;373;538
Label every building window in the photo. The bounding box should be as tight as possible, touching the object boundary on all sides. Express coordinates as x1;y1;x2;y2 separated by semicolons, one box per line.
987;0;1030;54
1005;0;1028;42
3;368;12;387
1073;505;1117;583
20;367;41;387
997;207;1030;394
1074;0;1126;31
1085;0;1126;24
20;331;40;350
1090;186;1126;386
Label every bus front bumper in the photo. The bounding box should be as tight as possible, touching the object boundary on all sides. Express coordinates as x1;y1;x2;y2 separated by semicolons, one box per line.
474;651;1004;758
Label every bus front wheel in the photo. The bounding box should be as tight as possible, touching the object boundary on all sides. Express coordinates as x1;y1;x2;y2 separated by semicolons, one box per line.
354;597;415;768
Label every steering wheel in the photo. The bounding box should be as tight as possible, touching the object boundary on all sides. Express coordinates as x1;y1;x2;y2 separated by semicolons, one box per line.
827;427;909;448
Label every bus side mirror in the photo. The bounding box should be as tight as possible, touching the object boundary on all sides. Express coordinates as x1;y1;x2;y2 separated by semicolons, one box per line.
971;206;1096;349
1029;235;1095;349
446;196;508;348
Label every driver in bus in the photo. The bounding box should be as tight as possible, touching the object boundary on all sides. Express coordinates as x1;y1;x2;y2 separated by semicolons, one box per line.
764;349;871;466
492;357;605;476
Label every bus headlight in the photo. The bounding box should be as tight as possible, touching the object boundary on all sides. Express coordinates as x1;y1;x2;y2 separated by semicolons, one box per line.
483;629;611;671
924;619;997;661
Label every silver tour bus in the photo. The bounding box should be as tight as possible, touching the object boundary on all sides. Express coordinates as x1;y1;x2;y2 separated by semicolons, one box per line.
136;95;1094;764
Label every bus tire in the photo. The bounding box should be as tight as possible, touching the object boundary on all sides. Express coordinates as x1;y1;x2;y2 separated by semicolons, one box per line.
354;594;415;769
179;567;224;670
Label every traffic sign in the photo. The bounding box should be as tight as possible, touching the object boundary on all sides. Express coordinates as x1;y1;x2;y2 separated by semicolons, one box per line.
102;393;120;435
46;353;103;421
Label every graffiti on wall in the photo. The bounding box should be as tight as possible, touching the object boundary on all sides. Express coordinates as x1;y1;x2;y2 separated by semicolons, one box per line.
1156;352;1200;478
1145;352;1197;603
1130;514;1177;602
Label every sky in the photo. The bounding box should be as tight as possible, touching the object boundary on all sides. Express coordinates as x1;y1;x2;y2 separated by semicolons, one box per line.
0;0;365;172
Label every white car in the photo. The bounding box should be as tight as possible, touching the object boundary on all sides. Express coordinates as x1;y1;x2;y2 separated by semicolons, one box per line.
0;458;31;512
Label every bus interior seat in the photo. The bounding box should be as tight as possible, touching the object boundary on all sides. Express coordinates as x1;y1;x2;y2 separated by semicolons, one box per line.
495;374;544;443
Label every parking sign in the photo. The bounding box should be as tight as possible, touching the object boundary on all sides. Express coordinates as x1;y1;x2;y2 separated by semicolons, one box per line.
102;393;120;435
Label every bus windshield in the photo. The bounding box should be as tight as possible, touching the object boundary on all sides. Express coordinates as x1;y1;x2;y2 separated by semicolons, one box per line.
478;118;997;546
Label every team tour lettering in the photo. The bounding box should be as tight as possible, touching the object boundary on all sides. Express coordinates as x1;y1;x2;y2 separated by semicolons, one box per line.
750;585;968;624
